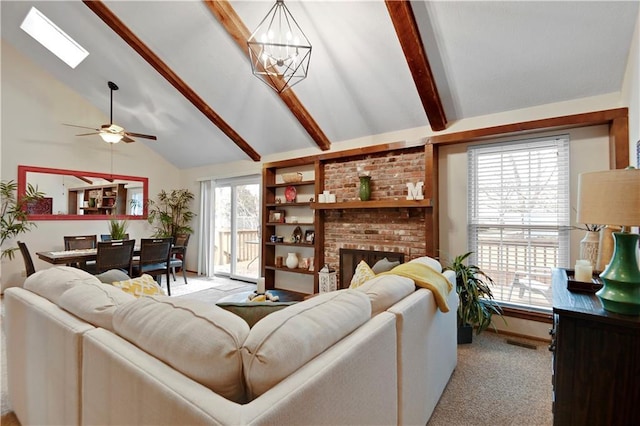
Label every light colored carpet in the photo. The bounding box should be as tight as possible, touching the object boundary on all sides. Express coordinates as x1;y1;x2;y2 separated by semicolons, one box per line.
2;277;552;425
428;332;552;426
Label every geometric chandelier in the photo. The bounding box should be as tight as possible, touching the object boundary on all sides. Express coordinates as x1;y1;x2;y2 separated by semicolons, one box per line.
247;0;312;94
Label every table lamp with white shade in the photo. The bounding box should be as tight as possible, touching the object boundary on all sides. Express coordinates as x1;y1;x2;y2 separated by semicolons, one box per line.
576;167;640;315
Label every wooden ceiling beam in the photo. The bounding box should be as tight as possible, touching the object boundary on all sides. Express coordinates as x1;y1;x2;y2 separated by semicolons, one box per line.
385;0;448;131
204;0;332;151
82;0;261;161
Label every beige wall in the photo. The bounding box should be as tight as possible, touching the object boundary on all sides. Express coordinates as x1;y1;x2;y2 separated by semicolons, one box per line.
622;8;640;167
0;41;181;291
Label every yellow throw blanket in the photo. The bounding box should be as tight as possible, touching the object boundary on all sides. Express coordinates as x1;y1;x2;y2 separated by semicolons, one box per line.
380;262;453;312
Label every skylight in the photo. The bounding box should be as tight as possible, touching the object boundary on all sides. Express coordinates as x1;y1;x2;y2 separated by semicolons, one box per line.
20;7;89;69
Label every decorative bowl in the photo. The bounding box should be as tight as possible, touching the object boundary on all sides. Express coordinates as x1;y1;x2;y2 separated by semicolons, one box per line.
282;172;303;183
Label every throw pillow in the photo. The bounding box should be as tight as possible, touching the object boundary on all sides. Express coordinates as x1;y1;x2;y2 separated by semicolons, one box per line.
95;269;131;284
112;274;165;297
349;260;376;288
371;257;401;274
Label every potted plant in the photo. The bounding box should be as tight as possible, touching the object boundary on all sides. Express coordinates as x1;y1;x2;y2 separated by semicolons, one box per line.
147;189;195;238
444;252;504;344
1;180;44;260
108;219;129;240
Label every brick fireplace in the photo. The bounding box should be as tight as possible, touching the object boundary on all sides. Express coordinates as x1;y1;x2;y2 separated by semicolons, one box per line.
320;146;432;277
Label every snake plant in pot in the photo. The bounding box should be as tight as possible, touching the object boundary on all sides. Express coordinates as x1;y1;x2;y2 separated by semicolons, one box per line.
107;219;129;241
444;252;504;344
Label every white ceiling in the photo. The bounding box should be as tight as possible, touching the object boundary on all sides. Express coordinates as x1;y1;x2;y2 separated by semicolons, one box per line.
2;1;638;169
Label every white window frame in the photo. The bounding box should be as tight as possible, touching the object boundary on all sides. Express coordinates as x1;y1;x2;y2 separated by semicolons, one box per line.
467;135;570;311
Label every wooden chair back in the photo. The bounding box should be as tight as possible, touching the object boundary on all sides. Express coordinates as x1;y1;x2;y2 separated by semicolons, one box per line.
17;241;36;277
139;238;173;267
95;239;135;276
64;235;97;250
137;238;173;294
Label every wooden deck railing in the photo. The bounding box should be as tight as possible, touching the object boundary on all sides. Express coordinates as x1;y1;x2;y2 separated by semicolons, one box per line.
214;230;259;265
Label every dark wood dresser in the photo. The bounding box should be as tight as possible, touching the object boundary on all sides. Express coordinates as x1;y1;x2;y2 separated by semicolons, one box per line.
551;268;640;425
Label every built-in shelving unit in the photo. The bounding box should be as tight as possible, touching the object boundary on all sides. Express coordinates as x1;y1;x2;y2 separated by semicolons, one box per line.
262;161;321;293
68;183;127;216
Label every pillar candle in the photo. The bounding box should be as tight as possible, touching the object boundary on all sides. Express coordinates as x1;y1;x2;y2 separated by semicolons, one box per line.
574;261;593;282
257;277;265;294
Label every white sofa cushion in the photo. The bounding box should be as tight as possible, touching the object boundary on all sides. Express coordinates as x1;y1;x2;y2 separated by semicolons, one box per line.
23;266;102;304
58;281;135;331
242;289;371;400
113;296;250;403
408;256;443;273
355;274;416;316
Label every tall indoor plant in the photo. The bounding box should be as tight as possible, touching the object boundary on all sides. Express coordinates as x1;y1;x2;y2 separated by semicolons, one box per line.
147;189;195;238
1;180;44;260
445;251;504;343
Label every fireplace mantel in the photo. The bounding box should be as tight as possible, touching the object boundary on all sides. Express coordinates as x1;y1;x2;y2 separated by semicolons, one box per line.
311;199;432;210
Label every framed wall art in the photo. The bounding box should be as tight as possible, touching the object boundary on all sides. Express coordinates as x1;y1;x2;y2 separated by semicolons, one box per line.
268;210;285;223
304;230;315;244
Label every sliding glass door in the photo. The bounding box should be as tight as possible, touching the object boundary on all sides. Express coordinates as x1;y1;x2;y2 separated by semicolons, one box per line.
213;177;260;281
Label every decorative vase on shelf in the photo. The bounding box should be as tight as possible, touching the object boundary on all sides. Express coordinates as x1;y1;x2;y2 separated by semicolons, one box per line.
579;231;600;268
359;176;371;201
286;252;299;269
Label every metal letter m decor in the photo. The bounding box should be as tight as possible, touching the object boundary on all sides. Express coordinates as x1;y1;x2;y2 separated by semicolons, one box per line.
406;182;424;200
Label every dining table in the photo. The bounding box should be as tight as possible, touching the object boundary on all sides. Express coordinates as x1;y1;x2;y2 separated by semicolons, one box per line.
36;248;101;265
36;245;184;266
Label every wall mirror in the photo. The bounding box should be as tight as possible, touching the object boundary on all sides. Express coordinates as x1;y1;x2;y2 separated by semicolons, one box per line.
18;165;148;220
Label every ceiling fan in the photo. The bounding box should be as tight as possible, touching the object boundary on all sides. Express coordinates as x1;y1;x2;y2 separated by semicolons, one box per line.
64;81;157;143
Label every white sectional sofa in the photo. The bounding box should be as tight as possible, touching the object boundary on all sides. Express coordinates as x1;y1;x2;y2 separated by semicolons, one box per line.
4;263;457;425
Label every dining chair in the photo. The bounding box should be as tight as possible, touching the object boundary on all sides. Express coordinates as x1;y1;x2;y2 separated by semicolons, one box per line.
170;233;190;285
91;239;135;277
64;235;98;270
133;238;173;295
64;235;97;250
17;241;36;277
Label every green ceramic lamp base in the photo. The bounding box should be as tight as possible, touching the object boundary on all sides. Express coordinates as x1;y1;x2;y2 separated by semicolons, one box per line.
596;232;640;316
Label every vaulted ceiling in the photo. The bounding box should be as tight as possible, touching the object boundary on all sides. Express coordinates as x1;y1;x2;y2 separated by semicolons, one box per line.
2;1;638;169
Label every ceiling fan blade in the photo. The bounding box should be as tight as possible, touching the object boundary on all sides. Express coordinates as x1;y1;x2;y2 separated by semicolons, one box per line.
125;131;157;141
76;132;101;137
121;135;136;143
63;123;100;131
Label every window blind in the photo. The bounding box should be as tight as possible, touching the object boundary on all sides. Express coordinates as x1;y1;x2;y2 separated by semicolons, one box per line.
467;135;570;310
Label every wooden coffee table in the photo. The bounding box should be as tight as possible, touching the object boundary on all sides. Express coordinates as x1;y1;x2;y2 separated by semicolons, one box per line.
216;289;307;304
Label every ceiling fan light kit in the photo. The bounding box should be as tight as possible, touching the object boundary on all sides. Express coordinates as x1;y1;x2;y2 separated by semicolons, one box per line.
99;125;124;144
247;0;311;94
64;81;157;144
